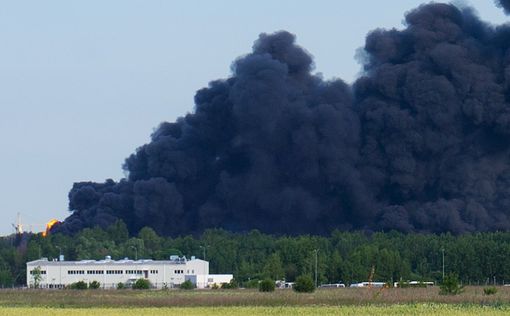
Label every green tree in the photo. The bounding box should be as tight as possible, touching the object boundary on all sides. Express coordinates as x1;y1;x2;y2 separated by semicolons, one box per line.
258;279;275;292
30;266;43;289
293;275;315;293
107;220;129;245
326;250;343;283
180;280;195;290
439;273;464;295
263;253;284;280
132;278;151;289
138;227;162;256
0;269;13;287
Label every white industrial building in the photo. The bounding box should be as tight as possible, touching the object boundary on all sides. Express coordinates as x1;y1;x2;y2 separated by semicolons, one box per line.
26;255;233;289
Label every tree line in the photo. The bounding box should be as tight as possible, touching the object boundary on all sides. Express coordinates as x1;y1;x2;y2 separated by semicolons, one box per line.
2;220;510;287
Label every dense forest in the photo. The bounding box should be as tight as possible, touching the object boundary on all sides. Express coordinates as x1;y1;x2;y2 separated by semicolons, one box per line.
2;221;510;287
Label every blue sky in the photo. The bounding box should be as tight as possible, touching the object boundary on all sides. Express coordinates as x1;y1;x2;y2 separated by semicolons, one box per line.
0;1;507;235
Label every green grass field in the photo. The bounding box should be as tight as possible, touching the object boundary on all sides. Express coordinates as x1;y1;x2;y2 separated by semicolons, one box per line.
1;287;510;315
1;305;510;316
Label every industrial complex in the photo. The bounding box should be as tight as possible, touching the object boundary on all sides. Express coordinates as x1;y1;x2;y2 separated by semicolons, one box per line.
26;255;232;289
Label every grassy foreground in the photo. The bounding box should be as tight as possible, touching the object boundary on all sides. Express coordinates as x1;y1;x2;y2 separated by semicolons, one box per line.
1;287;510;307
1;305;510;316
1;287;510;315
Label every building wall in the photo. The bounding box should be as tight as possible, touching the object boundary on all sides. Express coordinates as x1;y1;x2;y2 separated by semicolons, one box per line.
26;258;209;289
192;274;234;288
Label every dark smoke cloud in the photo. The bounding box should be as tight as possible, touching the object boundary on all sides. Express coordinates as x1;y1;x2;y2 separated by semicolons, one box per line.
496;0;510;14
54;3;510;236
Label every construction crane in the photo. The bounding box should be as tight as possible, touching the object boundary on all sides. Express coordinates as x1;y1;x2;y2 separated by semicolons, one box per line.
11;213;50;235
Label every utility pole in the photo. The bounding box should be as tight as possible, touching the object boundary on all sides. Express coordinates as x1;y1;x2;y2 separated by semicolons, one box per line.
441;248;445;280
314;249;319;288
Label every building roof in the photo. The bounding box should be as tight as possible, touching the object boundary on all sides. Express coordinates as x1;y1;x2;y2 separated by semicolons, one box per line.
27;257;207;267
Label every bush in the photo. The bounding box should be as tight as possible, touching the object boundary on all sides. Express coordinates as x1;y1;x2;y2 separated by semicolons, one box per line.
245;279;260;289
293;275;315;293
439;273;464;295
211;283;219;290
132;278;151;290
68;281;88;290
221;279;239;289
180;280;195;290
116;282;125;290
258;279;275;292
89;280;100;289
484;286;498;295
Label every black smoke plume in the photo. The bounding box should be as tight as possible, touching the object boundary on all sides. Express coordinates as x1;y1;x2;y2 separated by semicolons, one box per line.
55;2;510;236
496;0;510;14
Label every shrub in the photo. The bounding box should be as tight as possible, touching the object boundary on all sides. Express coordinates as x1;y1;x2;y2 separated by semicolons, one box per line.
211;283;219;290
258;279;275;292
69;281;88;290
221;279;239;289
89;281;100;289
484;286;498;295
439;273;464;295
180;280;195;290
116;282;125;290
132;278;151;290
293;275;315;293
245;279;260;289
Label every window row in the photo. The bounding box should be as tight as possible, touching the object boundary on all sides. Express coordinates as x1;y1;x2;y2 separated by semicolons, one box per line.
30;270;46;275
68;270;85;275
126;270;143;275
87;270;104;275
174;269;184;274
106;270;123;275
150;270;159;274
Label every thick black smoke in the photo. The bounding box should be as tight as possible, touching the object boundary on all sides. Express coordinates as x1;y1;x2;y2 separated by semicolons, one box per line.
55;3;510;236
496;0;510;14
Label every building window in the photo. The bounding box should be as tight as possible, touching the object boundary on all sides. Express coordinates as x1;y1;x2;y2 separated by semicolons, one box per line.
67;270;84;275
30;270;46;275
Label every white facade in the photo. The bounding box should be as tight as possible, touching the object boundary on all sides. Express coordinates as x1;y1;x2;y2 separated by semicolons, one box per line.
26;256;218;289
186;274;234;288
